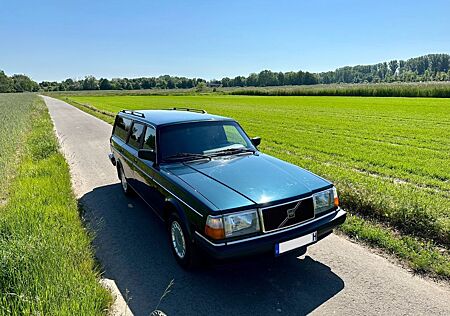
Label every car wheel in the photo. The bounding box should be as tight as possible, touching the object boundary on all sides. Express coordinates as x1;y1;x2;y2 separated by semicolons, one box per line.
118;164;132;195
168;213;199;269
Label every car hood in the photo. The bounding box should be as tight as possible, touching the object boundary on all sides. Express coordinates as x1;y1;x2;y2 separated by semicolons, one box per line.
163;153;332;211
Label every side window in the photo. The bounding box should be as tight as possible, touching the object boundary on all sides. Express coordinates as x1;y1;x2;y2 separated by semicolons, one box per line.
223;125;247;146
143;126;156;151
127;122;145;150
113;116;132;141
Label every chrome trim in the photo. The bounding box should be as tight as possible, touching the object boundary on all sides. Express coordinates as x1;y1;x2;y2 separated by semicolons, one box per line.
116;152;203;218
259;195;315;233
227;209;343;245
152;178;204;218
195;231;226;246
261;195;312;210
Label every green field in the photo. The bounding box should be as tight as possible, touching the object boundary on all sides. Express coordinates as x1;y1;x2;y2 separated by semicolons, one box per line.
0;94;110;314
231;82;450;97
66;94;450;277
0;94;37;200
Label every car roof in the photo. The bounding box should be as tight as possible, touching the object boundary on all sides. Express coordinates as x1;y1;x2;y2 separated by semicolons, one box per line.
118;109;233;127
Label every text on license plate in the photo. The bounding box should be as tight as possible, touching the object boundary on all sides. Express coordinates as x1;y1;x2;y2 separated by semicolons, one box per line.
275;231;317;255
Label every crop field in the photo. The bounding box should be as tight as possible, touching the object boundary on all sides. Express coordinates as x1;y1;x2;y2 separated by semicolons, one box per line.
68;94;450;277
231;82;450;98
0;94;37;200
0;94;109;314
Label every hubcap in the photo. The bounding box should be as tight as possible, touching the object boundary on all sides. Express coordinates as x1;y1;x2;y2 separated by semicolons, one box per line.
171;221;186;259
121;169;128;192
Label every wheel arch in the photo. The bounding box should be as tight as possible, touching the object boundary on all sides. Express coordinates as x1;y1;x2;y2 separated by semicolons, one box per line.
163;197;194;239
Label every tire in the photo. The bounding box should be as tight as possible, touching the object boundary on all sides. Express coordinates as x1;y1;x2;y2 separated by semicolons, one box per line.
167;213;200;269
118;164;133;196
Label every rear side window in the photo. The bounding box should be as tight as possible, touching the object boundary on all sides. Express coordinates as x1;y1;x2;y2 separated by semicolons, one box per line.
143;126;156;151
127;122;145;149
113;116;132;141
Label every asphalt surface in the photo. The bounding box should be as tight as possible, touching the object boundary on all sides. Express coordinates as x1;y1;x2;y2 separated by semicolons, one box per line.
42;96;450;316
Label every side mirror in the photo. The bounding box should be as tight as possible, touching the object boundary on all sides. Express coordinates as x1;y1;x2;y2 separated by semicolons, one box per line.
251;137;261;147
138;149;156;162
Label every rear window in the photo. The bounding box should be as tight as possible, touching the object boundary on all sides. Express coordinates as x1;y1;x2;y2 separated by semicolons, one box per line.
113;116;132;141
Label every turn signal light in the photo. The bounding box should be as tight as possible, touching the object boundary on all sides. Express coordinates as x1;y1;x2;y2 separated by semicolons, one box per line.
333;187;339;207
334;196;339;207
205;215;225;240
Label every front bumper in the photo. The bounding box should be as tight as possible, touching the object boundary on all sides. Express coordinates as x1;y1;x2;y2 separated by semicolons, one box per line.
194;208;346;260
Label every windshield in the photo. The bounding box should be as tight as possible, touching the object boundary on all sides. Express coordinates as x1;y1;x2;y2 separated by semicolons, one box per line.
159;121;254;161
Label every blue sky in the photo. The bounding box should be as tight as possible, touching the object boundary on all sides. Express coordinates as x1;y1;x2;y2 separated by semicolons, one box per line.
1;0;449;82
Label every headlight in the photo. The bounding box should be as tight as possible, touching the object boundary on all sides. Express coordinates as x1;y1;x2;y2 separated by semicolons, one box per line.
313;187;338;215
205;210;260;239
223;210;260;237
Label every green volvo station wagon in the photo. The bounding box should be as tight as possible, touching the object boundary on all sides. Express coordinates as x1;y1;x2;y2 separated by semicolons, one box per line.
109;108;346;268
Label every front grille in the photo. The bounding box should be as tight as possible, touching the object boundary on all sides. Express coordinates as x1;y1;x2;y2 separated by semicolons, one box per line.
260;197;314;232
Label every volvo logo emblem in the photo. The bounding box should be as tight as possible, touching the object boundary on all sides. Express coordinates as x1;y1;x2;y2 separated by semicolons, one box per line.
287;208;296;219
278;201;302;228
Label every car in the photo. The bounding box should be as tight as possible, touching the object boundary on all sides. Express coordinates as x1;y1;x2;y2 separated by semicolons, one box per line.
109;108;346;268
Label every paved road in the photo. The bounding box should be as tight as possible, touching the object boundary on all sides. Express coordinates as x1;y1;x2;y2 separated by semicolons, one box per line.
42;96;450;316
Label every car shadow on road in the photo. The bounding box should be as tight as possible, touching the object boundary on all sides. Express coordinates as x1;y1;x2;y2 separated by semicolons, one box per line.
79;183;345;316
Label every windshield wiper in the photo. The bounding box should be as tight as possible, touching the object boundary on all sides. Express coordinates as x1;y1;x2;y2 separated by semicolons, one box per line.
210;147;256;157
163;152;211;162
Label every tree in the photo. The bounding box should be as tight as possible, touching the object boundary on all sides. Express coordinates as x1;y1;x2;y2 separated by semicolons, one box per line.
12;74;39;92
0;71;13;92
246;73;258;86
389;60;398;76
82;76;99;90
195;81;207;92
99;78;113;90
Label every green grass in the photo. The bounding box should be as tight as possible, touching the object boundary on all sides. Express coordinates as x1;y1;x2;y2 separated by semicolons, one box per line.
0;94;37;201
0;94;110;314
65;94;450;279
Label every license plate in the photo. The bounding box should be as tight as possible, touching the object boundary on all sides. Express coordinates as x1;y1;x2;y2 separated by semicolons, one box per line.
275;231;317;255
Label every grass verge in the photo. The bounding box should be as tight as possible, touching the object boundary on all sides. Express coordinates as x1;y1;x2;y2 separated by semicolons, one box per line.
341;215;449;278
0;95;111;314
57;95;450;280
60;97;115;124
0;94;37;201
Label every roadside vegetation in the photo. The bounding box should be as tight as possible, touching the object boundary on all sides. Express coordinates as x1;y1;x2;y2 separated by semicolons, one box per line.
61;94;450;279
0;94;110;314
0;94;36;201
230;82;450;98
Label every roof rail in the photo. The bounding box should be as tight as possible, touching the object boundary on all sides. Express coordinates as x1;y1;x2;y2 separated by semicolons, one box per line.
169;107;207;114
120;110;145;118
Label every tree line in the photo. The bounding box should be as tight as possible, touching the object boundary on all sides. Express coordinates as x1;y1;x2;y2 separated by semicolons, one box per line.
39;75;207;92
1;53;449;93
0;71;39;93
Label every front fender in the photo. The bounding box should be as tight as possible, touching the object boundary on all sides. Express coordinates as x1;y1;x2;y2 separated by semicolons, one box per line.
164;197;194;238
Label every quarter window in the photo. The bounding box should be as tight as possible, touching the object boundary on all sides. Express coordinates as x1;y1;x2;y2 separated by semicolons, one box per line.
143;126;156;151
113;116;132;141
127;122;145;149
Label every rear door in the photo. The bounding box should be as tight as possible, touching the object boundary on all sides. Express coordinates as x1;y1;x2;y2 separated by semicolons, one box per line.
124;121;145;188
111;116;133;177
